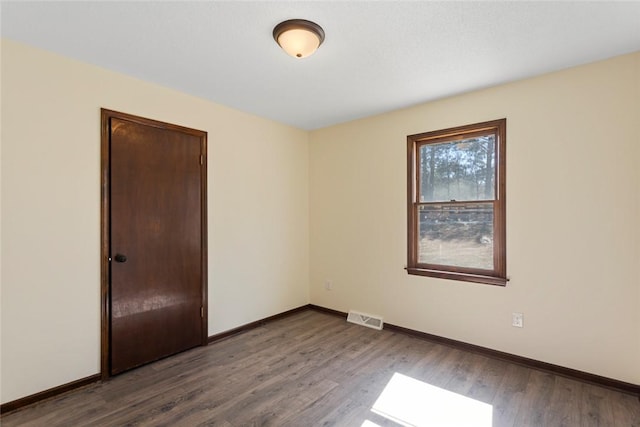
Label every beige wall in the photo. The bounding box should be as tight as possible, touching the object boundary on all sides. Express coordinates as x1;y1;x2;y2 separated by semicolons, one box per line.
1;37;638;404
309;52;640;384
0;39;310;403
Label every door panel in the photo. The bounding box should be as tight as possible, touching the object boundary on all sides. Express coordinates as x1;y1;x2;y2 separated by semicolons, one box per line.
107;114;205;375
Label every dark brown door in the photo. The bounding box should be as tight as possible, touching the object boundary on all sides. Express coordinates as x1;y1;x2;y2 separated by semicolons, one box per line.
102;110;207;376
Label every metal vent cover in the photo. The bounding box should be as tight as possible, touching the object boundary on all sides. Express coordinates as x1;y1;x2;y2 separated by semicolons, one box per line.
347;310;383;330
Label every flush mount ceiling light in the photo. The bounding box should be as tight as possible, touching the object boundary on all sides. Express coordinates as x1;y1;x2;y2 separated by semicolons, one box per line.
273;19;325;59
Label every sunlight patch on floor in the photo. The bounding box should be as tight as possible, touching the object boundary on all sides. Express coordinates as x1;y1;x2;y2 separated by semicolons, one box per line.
363;372;493;427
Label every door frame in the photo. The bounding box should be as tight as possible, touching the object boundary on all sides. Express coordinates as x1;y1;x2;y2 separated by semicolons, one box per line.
100;108;208;380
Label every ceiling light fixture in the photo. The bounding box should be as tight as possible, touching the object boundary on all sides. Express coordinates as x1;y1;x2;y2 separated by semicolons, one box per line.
273;19;325;59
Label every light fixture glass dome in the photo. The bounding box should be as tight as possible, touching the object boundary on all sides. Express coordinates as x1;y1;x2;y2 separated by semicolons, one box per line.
273;19;325;59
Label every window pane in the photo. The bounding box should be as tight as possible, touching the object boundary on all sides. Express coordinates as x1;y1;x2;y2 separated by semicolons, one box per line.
418;203;494;270
418;135;495;203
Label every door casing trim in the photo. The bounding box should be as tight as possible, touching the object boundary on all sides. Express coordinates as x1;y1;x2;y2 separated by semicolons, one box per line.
100;108;208;380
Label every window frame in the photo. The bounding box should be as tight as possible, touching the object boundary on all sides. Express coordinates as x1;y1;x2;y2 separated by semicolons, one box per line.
406;118;507;286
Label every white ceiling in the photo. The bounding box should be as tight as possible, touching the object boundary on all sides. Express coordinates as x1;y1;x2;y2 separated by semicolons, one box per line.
2;1;639;130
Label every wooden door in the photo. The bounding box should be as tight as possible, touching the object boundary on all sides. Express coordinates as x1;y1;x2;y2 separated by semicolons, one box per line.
101;109;207;376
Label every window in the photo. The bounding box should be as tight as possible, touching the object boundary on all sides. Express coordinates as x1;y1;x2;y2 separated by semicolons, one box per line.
406;119;506;286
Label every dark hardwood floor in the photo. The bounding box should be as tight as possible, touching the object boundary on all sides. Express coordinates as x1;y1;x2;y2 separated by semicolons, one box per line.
2;310;639;426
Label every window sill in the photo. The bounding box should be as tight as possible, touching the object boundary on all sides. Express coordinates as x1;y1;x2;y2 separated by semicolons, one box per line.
406;267;508;286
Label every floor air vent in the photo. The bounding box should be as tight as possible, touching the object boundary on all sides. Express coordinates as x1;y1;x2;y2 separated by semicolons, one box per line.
347;310;383;330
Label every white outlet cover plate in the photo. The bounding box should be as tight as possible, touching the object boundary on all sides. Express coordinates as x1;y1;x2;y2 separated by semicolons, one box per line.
512;313;523;328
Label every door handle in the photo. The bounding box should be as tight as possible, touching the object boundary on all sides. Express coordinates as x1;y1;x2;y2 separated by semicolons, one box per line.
114;254;127;263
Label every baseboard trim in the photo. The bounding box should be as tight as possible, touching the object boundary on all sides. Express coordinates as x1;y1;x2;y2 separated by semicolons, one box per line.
1;306;310;416
207;304;311;344
383;323;640;397
0;374;101;416
307;304;640;397
306;304;346;318
4;303;636;415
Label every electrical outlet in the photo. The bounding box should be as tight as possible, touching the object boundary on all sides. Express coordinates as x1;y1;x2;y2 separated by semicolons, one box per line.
324;280;333;291
512;312;524;328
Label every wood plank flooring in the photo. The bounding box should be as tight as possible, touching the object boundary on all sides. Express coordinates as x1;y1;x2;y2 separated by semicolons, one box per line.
2;310;639;426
